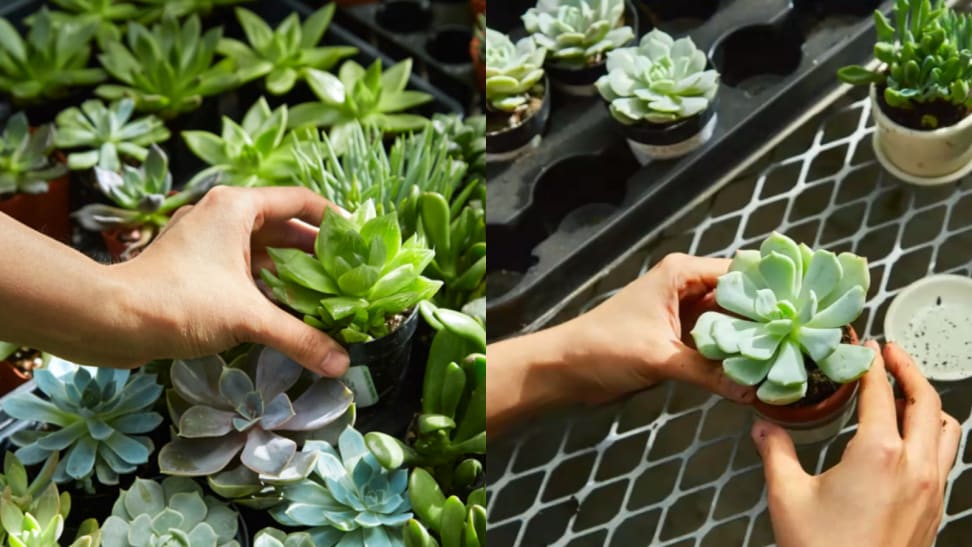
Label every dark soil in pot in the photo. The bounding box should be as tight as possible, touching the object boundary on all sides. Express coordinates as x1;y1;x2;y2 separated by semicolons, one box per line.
486;78;550;156
876;83;969;130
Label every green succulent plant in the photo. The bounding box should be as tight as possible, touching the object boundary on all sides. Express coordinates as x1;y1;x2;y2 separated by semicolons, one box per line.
690;232;877;405
837;0;972;127
289;59;433;145
101;477;240;547
2;358;163;491
430;114;486;186
184;97;300;189
133;0;252;21
402;469;486;547
54;98;170;171
218;5;357;95
484;28;546;113
0;113;67;196
253;528;314;547
523;0;633;67
158;346;354;507
0;8;106;105
271;427;413;547
96;15;239;119
596;29;720;124
46;0;141;45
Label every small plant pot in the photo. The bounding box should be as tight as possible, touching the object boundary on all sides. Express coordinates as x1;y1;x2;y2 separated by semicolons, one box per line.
0;176;71;243
0;360;31;398
343;308;420;415
486;76;551;163
101;225;157;262
870;84;972;184
616;105;718;164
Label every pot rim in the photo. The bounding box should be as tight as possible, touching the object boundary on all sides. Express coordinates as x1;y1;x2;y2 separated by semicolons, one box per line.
869;83;972;137
485;75;551;139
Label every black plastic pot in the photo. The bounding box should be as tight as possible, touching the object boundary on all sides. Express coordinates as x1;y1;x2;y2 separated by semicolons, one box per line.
614;98;718;162
486;77;551;159
345;307;420;413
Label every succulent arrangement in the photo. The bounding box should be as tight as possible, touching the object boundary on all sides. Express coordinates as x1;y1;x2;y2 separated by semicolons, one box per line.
690;233;876;405
218;4;356;95
0;113;67;196
484;28;547;114
96;15;239;118
404;469;486;547
101;477;241;547
2;358;163;490
271;428;413;546
596;29;720;125
522;0;633;67
54;98;170;171
837;0;972;128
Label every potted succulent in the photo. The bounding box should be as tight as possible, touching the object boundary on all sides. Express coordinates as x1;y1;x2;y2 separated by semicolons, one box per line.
0;113;72;243
522;0;635;96
54;98;171;172
484;28;550;161
838;0;972;182
596;29;720;163
691;232;876;443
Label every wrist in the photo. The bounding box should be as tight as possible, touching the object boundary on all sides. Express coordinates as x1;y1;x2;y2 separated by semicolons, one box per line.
102;260;175;366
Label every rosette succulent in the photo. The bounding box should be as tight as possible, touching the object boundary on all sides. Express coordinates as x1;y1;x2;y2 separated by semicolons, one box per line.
253;529;314;547
690;233;877;405
101;477;240;547
2;358;163;490
54;98;170;171
271;428;412;546
596;29;720;124
403;469;486;547
484;28;546;113
0;113;67;196
522;0;634;67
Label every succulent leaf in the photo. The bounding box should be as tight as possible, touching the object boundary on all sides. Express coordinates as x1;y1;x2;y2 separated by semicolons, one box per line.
54;99;169;171
0;113;67;196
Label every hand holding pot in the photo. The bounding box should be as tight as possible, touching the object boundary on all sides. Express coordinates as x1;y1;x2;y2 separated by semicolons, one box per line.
754;341;961;547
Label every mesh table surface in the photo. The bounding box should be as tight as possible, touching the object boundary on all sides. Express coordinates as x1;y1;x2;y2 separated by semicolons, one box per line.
486;87;972;547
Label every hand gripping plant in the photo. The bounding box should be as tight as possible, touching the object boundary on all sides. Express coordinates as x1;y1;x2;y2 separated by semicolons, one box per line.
101;477;241;547
217;4;357;95
0;114;67;196
2;358;163;491
596;29;719;125
484;28;546;114
271;427;413;547
690;233;877;405
522;0;634;67
158;346;354;507
54;98;170;171
403;469;486;547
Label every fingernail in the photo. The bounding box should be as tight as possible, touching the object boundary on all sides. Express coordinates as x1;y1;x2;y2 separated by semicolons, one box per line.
319;350;350;376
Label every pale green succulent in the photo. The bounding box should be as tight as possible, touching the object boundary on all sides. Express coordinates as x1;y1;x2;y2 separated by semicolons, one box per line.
0;466;101;547
596;29;720;124
522;0;633;67
253;528;314;547
484;28;546;112
271;427;412;547
54;98;170;171
101;477;240;547
2;358;163;490
691;232;877;405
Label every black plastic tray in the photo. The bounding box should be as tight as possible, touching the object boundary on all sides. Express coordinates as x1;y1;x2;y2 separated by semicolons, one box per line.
486;0;891;339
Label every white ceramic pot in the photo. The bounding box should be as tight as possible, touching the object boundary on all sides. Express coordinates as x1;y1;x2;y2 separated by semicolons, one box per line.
870;84;972;182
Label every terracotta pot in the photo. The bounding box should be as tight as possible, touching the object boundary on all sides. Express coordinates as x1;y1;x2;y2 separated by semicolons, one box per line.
470;0;485;16
471;34;485;93
0;176;71;243
0;360;31;397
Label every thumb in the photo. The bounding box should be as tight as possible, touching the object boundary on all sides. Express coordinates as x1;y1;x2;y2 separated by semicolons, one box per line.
250;303;350;377
667;344;755;404
751;419;808;492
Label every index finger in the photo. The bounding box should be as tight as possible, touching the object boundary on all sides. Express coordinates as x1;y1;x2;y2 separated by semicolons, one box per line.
657;254;732;300
883;342;942;459
249;187;348;229
856;340;899;438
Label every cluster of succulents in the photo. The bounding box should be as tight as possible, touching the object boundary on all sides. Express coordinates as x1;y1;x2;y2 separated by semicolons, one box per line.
0;113;67;196
523;0;634;67
484;28;547;113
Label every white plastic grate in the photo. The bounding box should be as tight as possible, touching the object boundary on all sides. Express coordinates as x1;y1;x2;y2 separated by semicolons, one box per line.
486;87;972;547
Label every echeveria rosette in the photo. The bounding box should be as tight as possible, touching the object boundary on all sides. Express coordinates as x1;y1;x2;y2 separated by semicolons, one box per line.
271;427;412;547
484;28;547;113
690;233;876;405
596;29;719;125
522;0;633;67
54;98;170;172
0;113;67;196
254;528;314;547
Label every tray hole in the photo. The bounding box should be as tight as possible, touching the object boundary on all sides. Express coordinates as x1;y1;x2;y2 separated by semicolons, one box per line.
938;229;972;272
574;479;629;531
637;0;720;33
523;499;579;546
425;26;472;65
699;398;749;441
375;0;432;33
659;487;715;540
491;471;544;521
595;431;650;480
628;460;680;511
680;438;732;489
617;389;666;433
711;23;803;95
701;516;749;547
713;468;763;519
901;205;947;249
565;403;620;452
611;509;662;547
648;410;702;459
543;453;596;502
566;530;608;547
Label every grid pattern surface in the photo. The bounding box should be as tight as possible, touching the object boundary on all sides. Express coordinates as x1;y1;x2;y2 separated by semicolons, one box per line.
486;88;972;546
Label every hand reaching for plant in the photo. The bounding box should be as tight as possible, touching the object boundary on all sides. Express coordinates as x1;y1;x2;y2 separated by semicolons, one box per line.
754;341;961;547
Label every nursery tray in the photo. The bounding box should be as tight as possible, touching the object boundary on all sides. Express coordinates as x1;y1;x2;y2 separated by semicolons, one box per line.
485;0;900;340
485;86;972;546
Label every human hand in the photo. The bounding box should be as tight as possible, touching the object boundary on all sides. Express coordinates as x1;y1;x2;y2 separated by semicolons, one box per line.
110;186;351;376
753;341;961;547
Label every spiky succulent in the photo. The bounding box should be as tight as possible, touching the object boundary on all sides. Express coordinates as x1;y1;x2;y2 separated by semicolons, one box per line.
403;469;486;547
218;5;356;95
596;29;719;124
690;233;876;405
0;113;67;196
158;346;354;504
271;428;412;547
261;199;443;344
2;358;163;490
96;15;239;119
101;477;240;547
838;0;972;127
184;97;300;189
523;0;633;67
254;529;314;547
289;59;433;145
54;98;170;171
0;8;106;105
484;28;546;113
133;0;252;21
430;114;486;185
